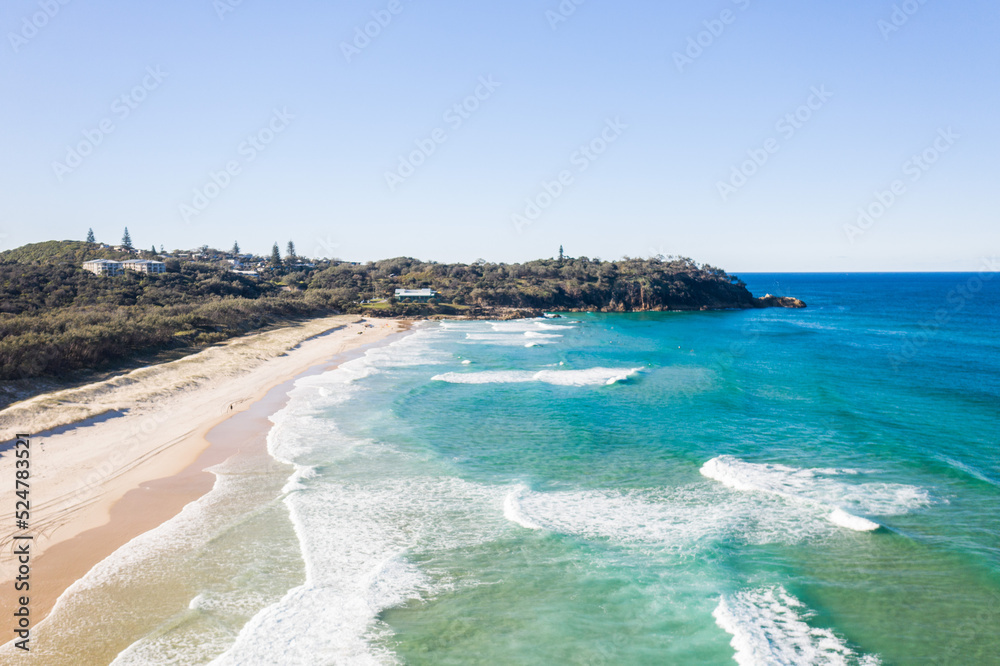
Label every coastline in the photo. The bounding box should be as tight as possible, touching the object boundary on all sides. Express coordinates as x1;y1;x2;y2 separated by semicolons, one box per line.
0;315;411;647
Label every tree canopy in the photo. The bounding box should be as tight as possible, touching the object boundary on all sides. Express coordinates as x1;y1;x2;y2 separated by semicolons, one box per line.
0;240;763;384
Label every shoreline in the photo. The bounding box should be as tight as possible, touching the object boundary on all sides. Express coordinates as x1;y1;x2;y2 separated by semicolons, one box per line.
0;316;411;647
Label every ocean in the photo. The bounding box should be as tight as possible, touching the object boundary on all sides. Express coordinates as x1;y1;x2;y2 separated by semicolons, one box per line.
16;273;1000;664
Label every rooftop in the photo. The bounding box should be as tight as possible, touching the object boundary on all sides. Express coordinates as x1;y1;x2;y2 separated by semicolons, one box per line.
395;288;437;296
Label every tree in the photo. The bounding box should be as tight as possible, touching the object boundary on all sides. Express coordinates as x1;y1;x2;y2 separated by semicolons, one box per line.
121;227;133;249
286;240;296;260
86;228;95;243
270;243;283;267
160;244;165;254
150;244;157;255
232;241;240;256
559;245;564;262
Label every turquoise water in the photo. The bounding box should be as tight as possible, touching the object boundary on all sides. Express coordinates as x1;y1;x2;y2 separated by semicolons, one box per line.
220;272;997;664
35;272;994;665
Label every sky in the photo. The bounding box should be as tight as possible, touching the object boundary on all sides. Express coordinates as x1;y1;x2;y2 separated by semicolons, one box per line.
1;0;997;271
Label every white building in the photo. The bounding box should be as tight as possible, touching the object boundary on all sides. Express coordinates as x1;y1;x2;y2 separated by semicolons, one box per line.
394;288;438;302
122;259;166;274
82;259;124;276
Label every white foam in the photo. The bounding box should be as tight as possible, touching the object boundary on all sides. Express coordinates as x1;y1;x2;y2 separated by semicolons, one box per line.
503;485;544;530
438;320;493;331
211;475;510;665
501;467;933;553
457;320;573;346
212;329;518;664
8;444;302;666
490;320;575;332
700;456;929;532
281;465;319;493
464;333;558;346
503;486;732;547
827;509;879;532
432;367;640;386
431;368;642;386
501;484;831;552
433;370;537;384
267;330;449;464
713;587;881;665
65;464;257;592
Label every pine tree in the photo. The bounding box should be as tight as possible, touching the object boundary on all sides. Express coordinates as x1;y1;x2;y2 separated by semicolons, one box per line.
559;245;564;262
270;243;282;267
160;244;165;254
232;241;240;256
86;228;95;243
286;240;296;260
121;227;133;249
151;244;157;255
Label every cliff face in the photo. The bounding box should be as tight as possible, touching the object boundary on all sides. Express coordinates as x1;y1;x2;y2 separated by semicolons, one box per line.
467;274;806;312
310;256;805;313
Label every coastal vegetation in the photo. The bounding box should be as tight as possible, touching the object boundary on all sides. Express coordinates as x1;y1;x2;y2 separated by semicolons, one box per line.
0;240;799;381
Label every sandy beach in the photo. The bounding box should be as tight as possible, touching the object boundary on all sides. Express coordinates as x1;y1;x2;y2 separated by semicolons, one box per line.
0;315;408;648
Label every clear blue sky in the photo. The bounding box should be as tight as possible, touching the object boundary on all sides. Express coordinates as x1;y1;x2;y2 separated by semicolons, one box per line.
2;0;997;270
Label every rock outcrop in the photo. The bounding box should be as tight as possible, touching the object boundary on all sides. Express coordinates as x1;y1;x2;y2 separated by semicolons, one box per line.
754;294;807;308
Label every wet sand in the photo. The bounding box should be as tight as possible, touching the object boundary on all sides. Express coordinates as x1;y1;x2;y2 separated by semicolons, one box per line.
0;317;409;647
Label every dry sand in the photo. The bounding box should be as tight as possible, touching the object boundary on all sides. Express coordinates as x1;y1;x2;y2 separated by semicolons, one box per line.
0;316;408;645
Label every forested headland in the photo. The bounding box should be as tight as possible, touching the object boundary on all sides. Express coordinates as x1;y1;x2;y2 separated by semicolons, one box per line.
0;240;802;383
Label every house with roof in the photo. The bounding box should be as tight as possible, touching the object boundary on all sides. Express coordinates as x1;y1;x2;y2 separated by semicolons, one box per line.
82;259;124;276
122;259;166;274
394;288;438;302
